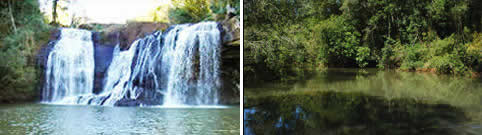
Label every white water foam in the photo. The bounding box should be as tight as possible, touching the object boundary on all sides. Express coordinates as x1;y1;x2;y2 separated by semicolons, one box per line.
42;28;95;104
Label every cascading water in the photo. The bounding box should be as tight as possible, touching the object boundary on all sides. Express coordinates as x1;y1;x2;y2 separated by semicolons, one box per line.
97;31;163;106
163;22;221;106
41;22;222;106
42;28;95;104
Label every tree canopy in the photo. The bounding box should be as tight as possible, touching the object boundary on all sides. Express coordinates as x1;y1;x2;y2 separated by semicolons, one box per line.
245;0;482;82
0;0;51;103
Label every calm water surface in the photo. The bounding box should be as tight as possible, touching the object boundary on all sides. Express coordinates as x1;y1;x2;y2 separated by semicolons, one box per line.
0;104;239;134
244;68;482;135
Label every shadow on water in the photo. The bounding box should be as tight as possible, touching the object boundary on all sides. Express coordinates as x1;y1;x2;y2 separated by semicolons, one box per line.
244;91;473;135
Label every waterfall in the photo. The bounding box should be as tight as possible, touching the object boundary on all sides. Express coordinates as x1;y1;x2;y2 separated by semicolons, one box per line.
41;22;222;106
163;22;221;106
42;28;95;103
97;31;163;106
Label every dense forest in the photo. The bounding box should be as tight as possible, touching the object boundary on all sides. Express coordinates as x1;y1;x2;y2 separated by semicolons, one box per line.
0;0;51;103
0;0;239;103
244;0;482;82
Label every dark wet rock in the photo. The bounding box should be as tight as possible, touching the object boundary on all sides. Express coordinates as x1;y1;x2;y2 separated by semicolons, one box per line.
218;15;240;105
92;31;116;94
114;99;143;106
93;44;114;94
220;16;240;45
114;89;164;106
101;22;168;50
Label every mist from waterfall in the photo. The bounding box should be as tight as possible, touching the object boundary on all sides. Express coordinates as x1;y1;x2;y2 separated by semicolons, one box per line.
41;22;222;106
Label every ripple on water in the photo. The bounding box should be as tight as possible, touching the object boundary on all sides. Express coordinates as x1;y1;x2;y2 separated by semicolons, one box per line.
0;104;240;134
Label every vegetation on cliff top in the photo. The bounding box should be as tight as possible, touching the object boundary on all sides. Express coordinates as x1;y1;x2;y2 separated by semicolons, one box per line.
244;0;481;82
168;0;240;24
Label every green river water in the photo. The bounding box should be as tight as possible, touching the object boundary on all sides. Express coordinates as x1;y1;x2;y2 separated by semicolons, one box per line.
0;104;239;134
244;68;482;135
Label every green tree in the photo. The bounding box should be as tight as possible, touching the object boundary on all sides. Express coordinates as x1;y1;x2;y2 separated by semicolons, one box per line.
169;0;211;23
245;0;481;82
0;0;51;103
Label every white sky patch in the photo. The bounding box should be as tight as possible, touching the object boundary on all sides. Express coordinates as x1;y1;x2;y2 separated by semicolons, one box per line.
38;0;171;24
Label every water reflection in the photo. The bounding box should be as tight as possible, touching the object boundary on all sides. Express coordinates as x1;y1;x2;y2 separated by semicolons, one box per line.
244;91;472;135
246;69;482;107
245;69;482;135
0;104;239;134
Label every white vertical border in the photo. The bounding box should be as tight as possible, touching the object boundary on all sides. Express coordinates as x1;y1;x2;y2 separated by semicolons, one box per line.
239;0;244;134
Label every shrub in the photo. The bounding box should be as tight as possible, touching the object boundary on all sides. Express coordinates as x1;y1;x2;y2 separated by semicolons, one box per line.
378;37;403;69
428;54;467;74
400;44;425;70
244;23;319;82
465;33;481;71
314;16;362;67
168;0;240;23
169;0;212;24
356;47;370;68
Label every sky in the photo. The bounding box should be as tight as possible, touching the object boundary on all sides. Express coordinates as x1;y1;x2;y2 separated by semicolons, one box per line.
38;0;171;24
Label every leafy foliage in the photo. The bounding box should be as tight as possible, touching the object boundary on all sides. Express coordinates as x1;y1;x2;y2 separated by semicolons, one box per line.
169;0;211;24
0;0;51;103
168;0;240;24
314;16;364;67
245;0;482;82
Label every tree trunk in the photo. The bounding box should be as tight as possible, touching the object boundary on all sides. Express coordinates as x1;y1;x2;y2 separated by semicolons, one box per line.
52;0;58;25
8;0;17;34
